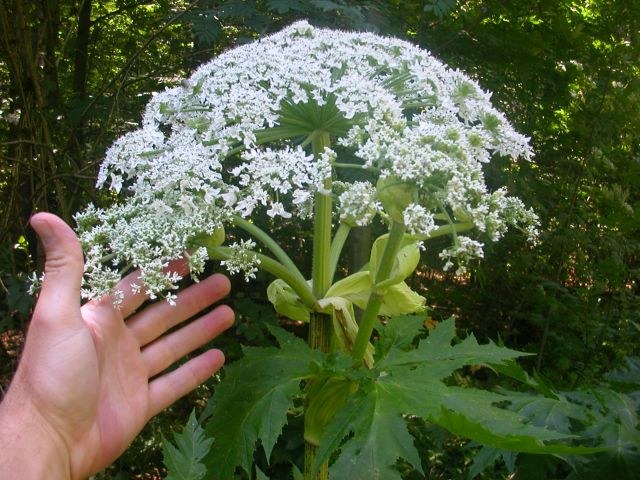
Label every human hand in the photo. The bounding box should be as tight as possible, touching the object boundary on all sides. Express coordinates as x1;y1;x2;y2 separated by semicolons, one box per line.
0;213;234;479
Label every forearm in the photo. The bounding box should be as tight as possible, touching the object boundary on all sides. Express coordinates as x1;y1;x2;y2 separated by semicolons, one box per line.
0;389;72;480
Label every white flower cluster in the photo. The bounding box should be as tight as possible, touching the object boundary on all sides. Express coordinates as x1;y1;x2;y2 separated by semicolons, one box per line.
220;240;261;282
77;20;539;298
439;236;485;276
75;199;228;302
337;181;381;226
402;203;436;237
231;146;331;219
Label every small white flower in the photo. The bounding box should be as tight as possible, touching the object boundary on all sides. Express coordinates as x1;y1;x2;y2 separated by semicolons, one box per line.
267;202;292;218
166;293;178;306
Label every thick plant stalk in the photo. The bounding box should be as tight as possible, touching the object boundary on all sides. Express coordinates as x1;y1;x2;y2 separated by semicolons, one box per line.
305;443;329;480
306;130;333;480
308;130;334;351
311;130;333;299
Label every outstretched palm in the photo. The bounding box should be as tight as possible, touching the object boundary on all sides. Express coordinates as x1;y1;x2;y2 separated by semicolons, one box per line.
10;213;233;479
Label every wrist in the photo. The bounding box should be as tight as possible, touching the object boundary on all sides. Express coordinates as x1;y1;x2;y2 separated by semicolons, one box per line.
0;387;72;480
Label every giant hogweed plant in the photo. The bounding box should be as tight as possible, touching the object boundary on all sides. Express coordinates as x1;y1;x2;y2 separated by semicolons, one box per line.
75;22;598;479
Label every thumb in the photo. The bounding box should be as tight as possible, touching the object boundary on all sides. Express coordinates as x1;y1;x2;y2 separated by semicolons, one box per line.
31;213;85;320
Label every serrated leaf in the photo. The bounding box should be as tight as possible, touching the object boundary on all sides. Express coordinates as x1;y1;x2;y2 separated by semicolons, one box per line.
506;392;591;434
567;386;640;457
374;314;426;362
468;446;502;480
305;317;604;477
376;316;529;374
387;375;574;452
163;410;212;480
435;403;581;454
423;0;458;18
204;326;323;479
315;381;423;480
186;10;222;45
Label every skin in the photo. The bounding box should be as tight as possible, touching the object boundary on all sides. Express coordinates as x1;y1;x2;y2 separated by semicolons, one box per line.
0;213;234;479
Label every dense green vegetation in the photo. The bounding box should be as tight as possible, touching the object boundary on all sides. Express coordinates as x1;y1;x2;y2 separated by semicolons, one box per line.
1;1;638;479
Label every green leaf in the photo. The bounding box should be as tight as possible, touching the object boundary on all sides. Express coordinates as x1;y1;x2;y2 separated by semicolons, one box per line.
423;0;458;18
369;233;420;287
376;316;529;374
325;270;371;305
325;271;425;317
292;463;304;480
313;316;597;471
317;296;374;368
267;278;311;322
314;380;423;479
378;282;426;316
435;400;582;454
187;10;222;45
605;356;640;389
506;392;591;434
561;388;640;479
374;314;426;362
467;446;502;480
163;410;213;480
204;326;323;479
256;466;269;480
266;0;308;14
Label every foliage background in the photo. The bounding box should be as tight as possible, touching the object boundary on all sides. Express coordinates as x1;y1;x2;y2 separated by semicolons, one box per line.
1;0;638;478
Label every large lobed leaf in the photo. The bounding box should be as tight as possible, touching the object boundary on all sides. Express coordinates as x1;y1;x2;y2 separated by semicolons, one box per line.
204;317;603;479
309;317;594;479
203;326;323;479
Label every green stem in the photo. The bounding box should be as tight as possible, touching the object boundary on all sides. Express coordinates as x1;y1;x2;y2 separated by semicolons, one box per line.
332;162;363;170
351;220;406;363
305;442;329;480
232;216;307;286
207;246;317;309
311;130;333;299
328;222;351;283
100;252;117;263
420;221;474;240
306;131;333;480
